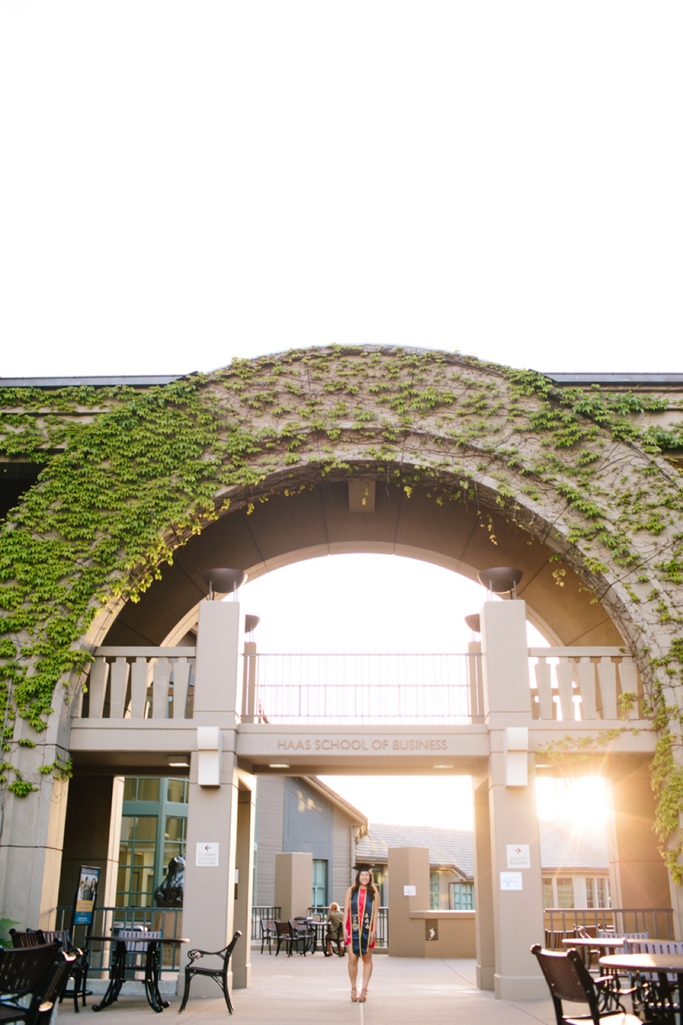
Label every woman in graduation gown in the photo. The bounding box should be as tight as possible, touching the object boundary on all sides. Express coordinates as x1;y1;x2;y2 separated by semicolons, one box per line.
344;865;379;1003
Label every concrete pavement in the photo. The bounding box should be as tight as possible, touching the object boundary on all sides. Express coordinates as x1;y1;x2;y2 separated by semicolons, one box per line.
60;951;559;1025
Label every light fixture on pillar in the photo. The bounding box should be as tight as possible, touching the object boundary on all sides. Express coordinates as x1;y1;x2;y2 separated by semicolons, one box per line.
201;567;248;601
245;614;260;638
464;614;481;635
477;567;523;600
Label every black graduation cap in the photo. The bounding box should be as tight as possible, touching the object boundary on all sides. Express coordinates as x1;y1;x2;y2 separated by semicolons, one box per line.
353;862;375;872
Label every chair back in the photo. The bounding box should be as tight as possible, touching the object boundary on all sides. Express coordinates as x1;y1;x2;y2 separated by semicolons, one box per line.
40;930;71;950
9;930;46;949
116;929;161;952
275;921;292;938
544;930;566;950
261;919;276;934
531;945;599;1016
0;943;62;999
625;940;683;956
222;931;242;963
34;951;78;1025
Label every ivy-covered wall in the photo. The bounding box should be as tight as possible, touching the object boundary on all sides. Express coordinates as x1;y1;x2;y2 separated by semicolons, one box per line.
2;346;683;875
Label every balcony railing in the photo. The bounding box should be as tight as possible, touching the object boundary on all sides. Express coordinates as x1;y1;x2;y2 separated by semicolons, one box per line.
74;644;639;726
544;906;674;940
242;653;482;725
529;648;641;722
76;648;196;720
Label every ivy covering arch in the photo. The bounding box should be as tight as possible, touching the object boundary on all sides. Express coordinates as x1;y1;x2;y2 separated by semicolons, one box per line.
2;346;683;874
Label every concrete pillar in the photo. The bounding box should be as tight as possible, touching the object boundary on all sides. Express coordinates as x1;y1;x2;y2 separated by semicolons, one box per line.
0;689;72;929
274;852;312;920
473;777;495;990
386;846;430;957
180;599;243;996
480;599;545;1000
232;774;256;989
58;775;124;909
607;763;672;928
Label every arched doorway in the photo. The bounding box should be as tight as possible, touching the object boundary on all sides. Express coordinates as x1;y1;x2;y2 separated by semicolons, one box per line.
2;347;682;999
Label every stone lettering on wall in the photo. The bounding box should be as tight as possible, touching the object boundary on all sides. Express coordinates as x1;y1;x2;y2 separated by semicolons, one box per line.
275;737;449;752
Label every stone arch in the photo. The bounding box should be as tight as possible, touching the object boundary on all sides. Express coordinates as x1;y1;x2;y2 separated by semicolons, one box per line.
5;344;683;750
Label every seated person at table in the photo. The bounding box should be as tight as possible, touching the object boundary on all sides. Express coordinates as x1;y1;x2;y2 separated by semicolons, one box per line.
326;903;345;956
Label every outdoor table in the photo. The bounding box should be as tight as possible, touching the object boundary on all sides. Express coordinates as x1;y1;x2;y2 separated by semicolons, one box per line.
307;921;329;953
600;953;683;1025
562;936;626;971
562;937;627;952
87;934;189;1013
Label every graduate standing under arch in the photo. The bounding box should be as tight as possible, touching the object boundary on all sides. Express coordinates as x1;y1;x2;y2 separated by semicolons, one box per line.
344;864;379;1003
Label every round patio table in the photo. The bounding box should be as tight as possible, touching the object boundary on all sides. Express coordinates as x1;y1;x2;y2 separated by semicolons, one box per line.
87;934;188;1013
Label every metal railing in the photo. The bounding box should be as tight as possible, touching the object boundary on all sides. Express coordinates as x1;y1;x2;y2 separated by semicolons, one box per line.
544;907;674;940
529;648;641;722
55;905;184;973
304;905;389;948
251;906;282;940
77;648;196;720
243;653;482;724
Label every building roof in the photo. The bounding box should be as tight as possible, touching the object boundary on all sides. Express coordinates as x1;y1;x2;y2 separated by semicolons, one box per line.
540;820;608;871
0;375;185;387
356;819;608;880
356;824;476;879
303;776;368;832
543;372;683;386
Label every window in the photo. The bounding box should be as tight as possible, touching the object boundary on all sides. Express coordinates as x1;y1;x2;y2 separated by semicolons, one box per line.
542;877;554;908
586;876;611;909
312;860;328;908
118;815;157;907
430;872;440;910
555;878;574;909
449;882;475;910
117;777;188;908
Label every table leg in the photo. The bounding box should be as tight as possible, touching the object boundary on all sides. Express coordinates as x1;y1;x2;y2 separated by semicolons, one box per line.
143;943;170;1013
93;942;126;1012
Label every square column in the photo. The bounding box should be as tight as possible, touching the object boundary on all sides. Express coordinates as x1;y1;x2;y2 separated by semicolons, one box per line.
473;777;495;990
274;852;312;920
480;599;545;1000
180;598;243;997
232;774;256;989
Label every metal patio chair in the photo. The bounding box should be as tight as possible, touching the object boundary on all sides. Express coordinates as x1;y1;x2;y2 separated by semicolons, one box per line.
531;944;639;1025
178;931;241;1014
0;942;73;1025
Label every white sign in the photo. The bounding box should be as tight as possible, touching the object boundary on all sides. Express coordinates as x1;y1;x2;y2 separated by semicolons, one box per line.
196;842;219;867
506;844;530;868
403;885;416;896
500;872;523;891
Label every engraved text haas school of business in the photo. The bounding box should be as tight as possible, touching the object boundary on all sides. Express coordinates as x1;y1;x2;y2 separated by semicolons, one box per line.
276;738;449;752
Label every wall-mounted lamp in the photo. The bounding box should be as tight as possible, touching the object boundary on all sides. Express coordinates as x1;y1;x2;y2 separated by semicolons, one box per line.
167;755;190;768
477;567;523;600
464;614;481;634
202;567;248;601
245;614;260;637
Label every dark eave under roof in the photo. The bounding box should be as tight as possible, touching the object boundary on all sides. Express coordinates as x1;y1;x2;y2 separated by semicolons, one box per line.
543;373;683;386
0;376;185;388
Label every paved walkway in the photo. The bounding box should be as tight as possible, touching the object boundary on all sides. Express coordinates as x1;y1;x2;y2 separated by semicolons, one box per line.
60;951;559;1025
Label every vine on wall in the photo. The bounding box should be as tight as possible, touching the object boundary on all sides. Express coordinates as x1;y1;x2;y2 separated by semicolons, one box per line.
1;346;683;879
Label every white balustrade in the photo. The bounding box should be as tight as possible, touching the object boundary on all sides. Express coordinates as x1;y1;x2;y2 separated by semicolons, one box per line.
75;647;196;720
529;647;641;722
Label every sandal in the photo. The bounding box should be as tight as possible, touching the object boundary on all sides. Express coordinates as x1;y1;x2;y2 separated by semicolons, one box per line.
351;988;358;1002
359;989;368;1002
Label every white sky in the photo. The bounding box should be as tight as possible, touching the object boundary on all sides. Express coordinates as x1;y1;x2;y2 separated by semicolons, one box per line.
1;3;681;378
0;5;655;833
